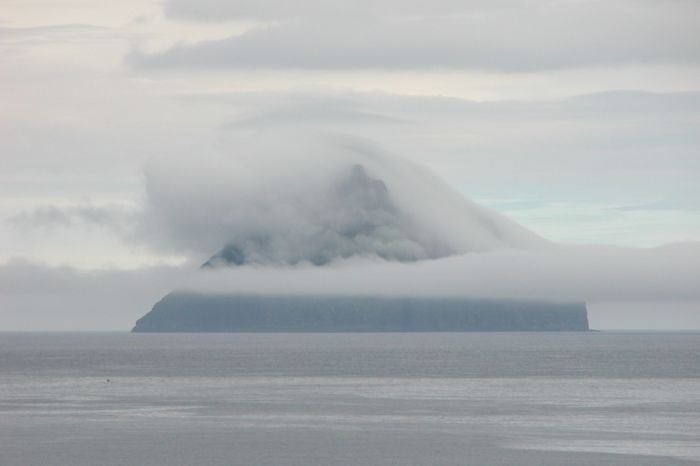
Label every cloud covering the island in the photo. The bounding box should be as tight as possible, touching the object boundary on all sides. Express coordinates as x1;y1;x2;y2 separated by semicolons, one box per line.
130;0;700;71
135;133;545;264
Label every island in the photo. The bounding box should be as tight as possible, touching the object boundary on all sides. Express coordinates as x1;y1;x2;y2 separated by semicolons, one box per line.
132;293;590;332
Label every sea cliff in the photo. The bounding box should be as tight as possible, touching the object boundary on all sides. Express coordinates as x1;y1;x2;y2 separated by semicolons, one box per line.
132;293;589;332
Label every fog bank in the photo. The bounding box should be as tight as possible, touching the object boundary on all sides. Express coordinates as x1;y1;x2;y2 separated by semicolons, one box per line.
183;243;700;303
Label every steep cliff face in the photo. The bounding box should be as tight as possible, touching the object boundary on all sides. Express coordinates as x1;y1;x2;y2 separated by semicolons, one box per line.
132;293;589;332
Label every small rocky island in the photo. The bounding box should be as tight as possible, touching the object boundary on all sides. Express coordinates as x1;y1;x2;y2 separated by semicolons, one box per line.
132;163;590;333
132;293;589;332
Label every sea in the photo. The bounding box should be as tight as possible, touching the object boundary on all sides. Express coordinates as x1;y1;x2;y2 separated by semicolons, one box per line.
1;332;698;465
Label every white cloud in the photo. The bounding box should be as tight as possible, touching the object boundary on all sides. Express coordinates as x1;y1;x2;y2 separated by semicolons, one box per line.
133;0;700;71
181;243;700;303
135;134;545;264
0;259;188;330
7;202;134;231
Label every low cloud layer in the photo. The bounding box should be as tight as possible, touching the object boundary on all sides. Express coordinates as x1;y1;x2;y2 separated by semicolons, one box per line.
132;0;700;71
183;243;700;303
0;259;187;331
2;241;698;330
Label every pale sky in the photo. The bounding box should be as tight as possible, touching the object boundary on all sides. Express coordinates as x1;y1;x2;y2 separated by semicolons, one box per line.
1;0;699;330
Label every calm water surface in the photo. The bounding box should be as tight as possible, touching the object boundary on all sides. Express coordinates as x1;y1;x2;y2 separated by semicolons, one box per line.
1;332;699;465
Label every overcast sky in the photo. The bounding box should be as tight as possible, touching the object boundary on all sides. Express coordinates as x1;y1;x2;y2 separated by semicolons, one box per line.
1;0;699;330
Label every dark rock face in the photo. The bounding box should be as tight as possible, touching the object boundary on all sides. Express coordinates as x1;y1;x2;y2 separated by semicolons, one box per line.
132;293;589;332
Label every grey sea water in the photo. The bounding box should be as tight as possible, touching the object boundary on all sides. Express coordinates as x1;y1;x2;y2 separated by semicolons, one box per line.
1;332;699;465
